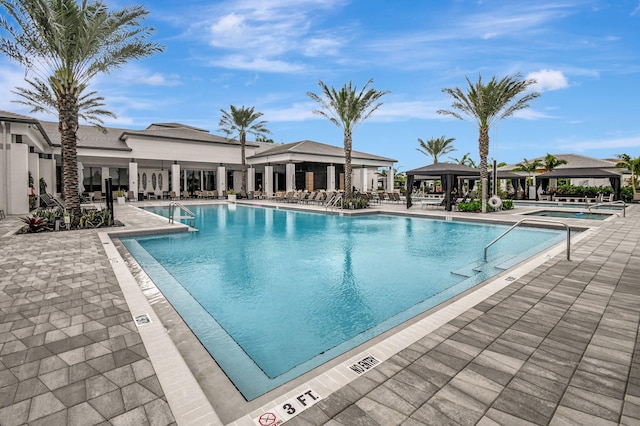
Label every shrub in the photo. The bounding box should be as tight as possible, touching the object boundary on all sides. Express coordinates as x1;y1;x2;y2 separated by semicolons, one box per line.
20;215;51;233
458;200;482;212
501;199;514;210
621;186;634;203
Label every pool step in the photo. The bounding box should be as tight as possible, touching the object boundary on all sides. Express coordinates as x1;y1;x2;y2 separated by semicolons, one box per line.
451;254;516;278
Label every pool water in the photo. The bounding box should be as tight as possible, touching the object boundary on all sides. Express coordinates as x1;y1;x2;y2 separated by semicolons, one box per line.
123;204;566;400
525;210;612;220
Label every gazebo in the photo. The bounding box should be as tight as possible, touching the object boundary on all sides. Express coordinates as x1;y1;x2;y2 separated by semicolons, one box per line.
406;163;480;211
536;167;623;201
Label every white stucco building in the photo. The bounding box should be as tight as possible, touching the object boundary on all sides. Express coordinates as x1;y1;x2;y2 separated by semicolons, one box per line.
0;110;396;215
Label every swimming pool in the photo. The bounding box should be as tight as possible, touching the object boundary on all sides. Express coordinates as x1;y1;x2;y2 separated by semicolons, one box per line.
525;210;613;220
123;204;567;400
514;201;625;210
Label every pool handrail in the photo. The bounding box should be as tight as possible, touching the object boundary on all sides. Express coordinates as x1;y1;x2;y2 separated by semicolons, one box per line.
484;218;571;262
168;201;197;229
588;200;626;217
326;193;343;211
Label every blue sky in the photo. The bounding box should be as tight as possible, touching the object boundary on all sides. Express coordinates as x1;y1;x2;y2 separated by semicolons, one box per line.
1;0;640;171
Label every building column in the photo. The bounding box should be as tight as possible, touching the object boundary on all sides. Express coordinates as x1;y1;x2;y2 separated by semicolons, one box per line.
170;163;180;196
129;161;138;196
361;166;368;192
264;165;273;198
9;142;29;214
101;167;110;192
217;165;226;195
247;167;256;193
327;165;336;191
286;163;295;192
387;167;394;192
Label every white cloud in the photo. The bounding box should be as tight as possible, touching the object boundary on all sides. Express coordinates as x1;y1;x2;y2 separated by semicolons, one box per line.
191;0;346;73
108;65;182;87
209;55;306;73
526;69;569;92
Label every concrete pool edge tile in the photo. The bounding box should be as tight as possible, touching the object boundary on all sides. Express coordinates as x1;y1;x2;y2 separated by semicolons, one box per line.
98;231;223;426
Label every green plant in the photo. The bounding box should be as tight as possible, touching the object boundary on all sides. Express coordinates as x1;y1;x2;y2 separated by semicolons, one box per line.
458;200;482;212
621;186;634;203
341;195;369;210
501;199;514;210
78;208;112;228
20;215;51;233
227;189;235;195
116;189;126;197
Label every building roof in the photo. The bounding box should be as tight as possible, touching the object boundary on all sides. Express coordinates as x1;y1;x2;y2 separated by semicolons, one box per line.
121;127;257;147
146;122;210;133
39;121;131;151
501;153;617;171
0;110;40;122
250;140;396;163
537;167;623;178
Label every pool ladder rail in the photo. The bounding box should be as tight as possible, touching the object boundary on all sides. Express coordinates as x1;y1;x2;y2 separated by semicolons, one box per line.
325;193;343;211
168;201;198;231
587;200;626;217
484;218;571;262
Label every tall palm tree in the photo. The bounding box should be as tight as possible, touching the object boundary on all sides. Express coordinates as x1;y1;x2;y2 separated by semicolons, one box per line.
308;79;389;200
218;105;270;196
416;135;456;163
616;153;640;196
438;73;539;212
543;153;568;171
0;0;162;220
449;152;477;168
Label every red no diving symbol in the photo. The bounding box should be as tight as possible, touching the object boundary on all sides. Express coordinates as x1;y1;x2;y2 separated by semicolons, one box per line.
258;412;277;426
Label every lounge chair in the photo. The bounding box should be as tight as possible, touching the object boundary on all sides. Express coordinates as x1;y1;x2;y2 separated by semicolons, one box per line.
127;191;136;202
93;191;104;202
39;193;64;209
420;198;445;209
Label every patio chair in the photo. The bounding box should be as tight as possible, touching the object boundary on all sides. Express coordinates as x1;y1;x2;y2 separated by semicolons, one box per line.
127;191;136;202
39;193;64;209
93;191;104;202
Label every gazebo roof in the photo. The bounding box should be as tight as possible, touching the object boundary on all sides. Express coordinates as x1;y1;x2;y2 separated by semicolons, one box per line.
406;163;480;177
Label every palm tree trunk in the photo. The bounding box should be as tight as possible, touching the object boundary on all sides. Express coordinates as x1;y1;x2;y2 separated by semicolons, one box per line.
58;90;81;221
344;130;353;200
479;126;489;213
240;131;247;196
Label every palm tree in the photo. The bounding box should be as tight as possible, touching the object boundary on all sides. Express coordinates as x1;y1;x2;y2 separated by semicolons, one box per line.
308;79;389;200
416;135;456;163
438;73;540;212
514;158;543;199
219;105;270;196
543;153;568;171
449;152;477;168
616;153;640;196
0;0;162;220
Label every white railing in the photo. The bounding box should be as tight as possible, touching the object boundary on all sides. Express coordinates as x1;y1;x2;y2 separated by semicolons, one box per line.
484;218;571;261
169;201;197;230
588;200;626;217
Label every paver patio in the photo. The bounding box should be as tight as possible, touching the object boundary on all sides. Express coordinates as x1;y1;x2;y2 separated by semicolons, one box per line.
0;200;638;425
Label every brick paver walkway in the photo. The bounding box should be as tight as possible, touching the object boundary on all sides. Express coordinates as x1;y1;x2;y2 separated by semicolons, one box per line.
1;201;639;425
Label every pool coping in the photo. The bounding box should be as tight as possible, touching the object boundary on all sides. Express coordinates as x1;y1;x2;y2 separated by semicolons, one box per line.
103;203;598;425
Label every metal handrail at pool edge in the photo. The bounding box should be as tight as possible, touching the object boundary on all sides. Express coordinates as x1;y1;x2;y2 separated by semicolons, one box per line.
168;201;196;227
588;200;626;217
484;218;571;262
